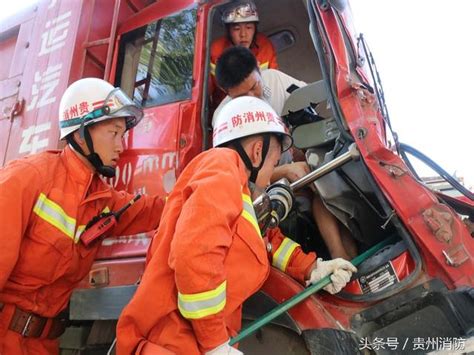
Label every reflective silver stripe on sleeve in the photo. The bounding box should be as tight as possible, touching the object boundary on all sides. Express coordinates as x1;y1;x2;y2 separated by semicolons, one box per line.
177;280;227;319
272;237;299;272
33;193;76;239
241;193;261;237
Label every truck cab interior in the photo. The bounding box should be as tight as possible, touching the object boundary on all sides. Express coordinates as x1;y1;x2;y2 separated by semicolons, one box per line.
208;0;421;302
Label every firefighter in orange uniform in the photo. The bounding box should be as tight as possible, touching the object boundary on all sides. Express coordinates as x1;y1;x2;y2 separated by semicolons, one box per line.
210;0;278;108
0;78;165;354
116;97;356;354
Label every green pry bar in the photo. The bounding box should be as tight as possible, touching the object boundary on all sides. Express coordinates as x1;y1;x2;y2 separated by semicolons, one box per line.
230;235;398;345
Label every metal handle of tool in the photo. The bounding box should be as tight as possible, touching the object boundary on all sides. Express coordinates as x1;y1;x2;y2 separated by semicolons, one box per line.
253;144;360;231
290;143;359;191
229;235;397;345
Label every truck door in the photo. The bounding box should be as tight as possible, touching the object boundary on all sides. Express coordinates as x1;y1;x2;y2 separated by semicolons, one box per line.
97;1;205;258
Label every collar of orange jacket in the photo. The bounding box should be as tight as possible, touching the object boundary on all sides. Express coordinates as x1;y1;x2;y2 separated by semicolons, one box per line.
62;145;96;184
61;146;115;203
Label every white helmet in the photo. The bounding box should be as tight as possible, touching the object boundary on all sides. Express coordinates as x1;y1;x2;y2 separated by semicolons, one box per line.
58;77;143;139
213;96;292;152
222;0;259;24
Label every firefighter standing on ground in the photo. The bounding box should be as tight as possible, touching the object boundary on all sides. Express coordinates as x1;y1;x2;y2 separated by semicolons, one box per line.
0;78;165;354
116;97;356;354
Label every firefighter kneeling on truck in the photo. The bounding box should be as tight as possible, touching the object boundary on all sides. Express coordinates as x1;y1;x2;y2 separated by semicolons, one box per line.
0;78;165;354
116;96;357;355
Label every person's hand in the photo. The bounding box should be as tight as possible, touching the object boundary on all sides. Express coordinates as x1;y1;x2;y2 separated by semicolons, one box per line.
272;162;310;183
286;161;310;182
306;258;357;294
205;340;243;355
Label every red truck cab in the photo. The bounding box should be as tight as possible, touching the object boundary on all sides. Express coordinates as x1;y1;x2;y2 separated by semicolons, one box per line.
1;0;472;353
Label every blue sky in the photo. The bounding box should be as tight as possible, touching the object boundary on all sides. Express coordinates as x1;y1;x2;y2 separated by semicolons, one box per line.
1;0;472;190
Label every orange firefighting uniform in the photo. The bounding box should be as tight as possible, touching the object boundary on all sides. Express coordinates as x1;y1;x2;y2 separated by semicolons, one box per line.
116;148;316;354
210;33;278;77
209;33;279;109
0;146;164;354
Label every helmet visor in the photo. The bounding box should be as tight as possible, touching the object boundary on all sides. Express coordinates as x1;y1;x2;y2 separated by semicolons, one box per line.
104;88;144;130
222;3;258;23
59;88;143;132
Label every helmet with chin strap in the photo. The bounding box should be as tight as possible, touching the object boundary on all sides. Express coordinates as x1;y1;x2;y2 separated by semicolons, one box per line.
213;96;292;184
59;77;143;177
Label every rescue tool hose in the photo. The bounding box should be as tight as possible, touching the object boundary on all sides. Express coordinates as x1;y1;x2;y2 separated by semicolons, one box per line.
399;143;474;201
229;235;397;345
